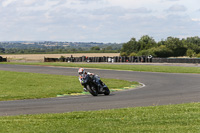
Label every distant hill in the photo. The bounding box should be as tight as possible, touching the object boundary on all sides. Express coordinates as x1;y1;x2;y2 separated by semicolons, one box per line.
0;41;122;54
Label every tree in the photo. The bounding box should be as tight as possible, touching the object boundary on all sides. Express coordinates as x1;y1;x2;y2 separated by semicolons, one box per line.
120;37;138;56
0;47;5;53
153;45;173;57
196;53;200;58
71;48;77;52
137;49;155;57
120;52;128;56
164;37;187;56
186;36;200;46
186;49;195;58
105;46;112;50
165;37;183;49
138;35;157;50
184;37;200;54
91;46;100;51
120;35;200;57
129;52;137;57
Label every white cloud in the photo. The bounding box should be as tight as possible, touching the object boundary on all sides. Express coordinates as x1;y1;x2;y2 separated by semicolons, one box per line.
0;0;199;42
1;0;17;7
23;0;37;6
166;4;187;12
192;18;200;22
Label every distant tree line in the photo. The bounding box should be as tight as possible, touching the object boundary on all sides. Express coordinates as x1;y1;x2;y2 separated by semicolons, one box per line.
120;35;200;58
0;48;120;54
0;43;121;54
1;36;200;58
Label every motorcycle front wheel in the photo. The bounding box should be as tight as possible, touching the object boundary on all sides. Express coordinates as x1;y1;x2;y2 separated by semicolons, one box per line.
86;85;98;96
103;87;110;95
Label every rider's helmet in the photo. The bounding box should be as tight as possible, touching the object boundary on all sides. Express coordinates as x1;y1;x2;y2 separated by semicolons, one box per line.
78;68;85;75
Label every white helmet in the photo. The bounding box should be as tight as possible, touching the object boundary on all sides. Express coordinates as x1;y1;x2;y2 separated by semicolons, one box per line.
78;68;85;75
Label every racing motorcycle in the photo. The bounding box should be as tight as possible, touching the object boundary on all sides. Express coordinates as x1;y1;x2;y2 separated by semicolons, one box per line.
81;74;110;96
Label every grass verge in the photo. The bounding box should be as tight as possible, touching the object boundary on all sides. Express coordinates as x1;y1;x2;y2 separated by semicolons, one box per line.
0;103;200;132
0;70;138;101
1;62;200;74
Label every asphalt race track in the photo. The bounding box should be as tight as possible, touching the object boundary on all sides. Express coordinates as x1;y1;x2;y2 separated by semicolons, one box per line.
0;64;200;116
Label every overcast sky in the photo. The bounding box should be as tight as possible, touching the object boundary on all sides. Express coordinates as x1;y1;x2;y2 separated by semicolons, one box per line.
0;0;200;42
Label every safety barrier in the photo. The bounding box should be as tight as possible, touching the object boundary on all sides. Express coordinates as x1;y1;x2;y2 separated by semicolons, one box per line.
152;58;200;63
44;56;152;63
0;56;7;62
44;56;200;64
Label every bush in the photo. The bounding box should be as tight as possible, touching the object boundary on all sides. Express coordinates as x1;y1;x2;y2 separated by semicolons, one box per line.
136;45;174;57
153;45;173;57
120;52;128;56
173;47;187;57
137;49;155;57
129;52;137;57
91;46;100;51
59;56;66;62
196;53;200;58
186;49;195;58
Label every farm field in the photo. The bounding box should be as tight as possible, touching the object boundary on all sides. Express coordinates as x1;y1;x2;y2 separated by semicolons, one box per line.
1;53;120;62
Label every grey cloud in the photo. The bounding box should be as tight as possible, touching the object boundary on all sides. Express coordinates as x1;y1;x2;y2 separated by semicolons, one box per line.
69;0;103;5
160;0;180;2
166;5;187;12
92;6;152;16
78;0;102;3
92;6;126;16
128;7;152;14
0;0;199;42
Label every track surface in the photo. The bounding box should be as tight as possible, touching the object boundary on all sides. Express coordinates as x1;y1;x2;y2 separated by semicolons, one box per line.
0;64;200;116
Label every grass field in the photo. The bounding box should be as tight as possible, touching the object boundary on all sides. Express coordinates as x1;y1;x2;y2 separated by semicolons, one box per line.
0;103;199;133
0;70;138;101
0;62;200;132
1;62;200;74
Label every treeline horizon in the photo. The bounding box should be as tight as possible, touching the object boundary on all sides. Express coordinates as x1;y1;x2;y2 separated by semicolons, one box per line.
1;35;200;58
120;35;200;58
0;43;121;54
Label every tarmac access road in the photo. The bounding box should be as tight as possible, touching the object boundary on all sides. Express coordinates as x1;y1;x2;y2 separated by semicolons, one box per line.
0;64;200;116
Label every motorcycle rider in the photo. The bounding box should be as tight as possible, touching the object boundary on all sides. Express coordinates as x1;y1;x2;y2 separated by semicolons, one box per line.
78;68;105;92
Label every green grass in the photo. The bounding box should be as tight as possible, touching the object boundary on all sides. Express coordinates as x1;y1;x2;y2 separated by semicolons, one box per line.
1;62;200;74
0;103;200;133
0;63;199;132
0;70;138;101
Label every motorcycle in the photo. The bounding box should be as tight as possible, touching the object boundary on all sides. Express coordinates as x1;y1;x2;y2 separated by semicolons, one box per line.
81;74;110;96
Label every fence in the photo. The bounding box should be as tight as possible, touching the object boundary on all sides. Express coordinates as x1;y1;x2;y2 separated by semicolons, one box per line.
0;56;7;62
